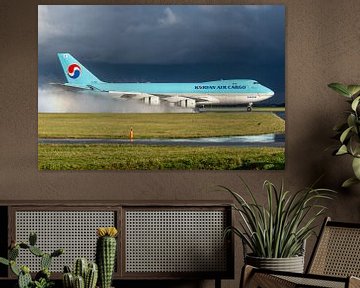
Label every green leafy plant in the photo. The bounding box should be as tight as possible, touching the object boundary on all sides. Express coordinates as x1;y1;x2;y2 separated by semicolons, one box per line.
328;83;360;187
33;278;54;288
222;179;334;258
0;232;63;288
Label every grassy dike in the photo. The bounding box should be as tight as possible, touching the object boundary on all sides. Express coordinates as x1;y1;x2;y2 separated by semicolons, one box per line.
38;144;285;170
38;112;285;139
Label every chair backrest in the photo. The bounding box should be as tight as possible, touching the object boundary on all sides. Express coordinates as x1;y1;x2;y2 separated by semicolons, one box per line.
307;217;360;277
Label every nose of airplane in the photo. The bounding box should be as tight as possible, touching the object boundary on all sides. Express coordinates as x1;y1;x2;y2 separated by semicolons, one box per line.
262;85;274;97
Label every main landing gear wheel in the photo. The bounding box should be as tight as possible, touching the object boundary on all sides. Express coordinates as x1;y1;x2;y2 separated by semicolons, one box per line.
247;103;253;112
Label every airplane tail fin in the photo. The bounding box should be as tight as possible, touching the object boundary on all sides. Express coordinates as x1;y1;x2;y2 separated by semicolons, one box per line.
57;53;103;85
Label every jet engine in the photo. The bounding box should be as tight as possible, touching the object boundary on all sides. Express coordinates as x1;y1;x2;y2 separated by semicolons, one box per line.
142;95;160;105
177;98;196;108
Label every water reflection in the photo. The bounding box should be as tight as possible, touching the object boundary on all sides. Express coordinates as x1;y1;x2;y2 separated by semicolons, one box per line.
39;133;285;147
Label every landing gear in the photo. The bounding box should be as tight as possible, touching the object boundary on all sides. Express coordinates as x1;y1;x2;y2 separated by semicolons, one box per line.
247;103;253;112
196;105;206;113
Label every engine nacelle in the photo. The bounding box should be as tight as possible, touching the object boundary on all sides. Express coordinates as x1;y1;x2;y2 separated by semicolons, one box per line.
178;98;196;108
142;95;160;105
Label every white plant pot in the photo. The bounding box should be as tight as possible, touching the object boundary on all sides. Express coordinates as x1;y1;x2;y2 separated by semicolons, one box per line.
245;254;305;273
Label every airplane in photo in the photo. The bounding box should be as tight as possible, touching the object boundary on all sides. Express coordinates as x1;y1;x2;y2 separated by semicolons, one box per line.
54;53;275;111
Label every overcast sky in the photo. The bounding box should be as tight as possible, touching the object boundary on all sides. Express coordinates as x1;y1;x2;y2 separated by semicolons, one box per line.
38;5;285;104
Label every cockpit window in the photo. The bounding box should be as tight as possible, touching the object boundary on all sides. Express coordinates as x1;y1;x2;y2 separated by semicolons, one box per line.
253;81;259;84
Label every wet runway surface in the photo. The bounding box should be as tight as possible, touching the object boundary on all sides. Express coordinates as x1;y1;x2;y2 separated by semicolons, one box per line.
39;133;285;147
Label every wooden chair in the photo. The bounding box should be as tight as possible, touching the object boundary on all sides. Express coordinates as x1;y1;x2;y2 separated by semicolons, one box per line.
241;217;360;288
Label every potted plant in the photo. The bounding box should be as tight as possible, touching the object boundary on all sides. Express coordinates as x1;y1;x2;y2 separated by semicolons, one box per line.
61;227;118;288
222;179;334;273
62;258;98;288
96;227;118;288
328;83;360;187
0;232;64;288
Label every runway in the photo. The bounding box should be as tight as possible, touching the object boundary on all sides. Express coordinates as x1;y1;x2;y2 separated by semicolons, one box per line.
39;133;285;147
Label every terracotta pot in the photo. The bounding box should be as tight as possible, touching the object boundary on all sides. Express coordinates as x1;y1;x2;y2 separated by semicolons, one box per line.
245;254;305;273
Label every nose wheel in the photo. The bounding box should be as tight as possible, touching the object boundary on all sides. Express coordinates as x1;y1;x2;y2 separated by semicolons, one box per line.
247;103;253;112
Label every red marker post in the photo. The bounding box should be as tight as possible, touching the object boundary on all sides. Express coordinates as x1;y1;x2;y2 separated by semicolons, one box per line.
129;127;134;142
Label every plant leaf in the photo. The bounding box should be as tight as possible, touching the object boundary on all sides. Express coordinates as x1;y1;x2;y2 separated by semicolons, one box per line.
351;96;360;111
347;114;356;128
0;257;9;266
342;177;360;188
352;157;360;179
340;126;353;143
347;85;360;97
10;261;20;276
336;144;348;155
328;83;351;97
349;135;360;157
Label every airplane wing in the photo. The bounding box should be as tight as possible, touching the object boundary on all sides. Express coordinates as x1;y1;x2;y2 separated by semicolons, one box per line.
188;95;220;104
109;91;221;107
109;91;161;105
49;83;107;92
49;83;90;91
51;82;219;108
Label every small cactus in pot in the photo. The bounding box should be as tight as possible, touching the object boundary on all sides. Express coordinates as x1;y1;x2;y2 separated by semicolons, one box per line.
74;258;88;280
73;275;85;288
96;227;118;288
0;232;63;288
85;262;98;288
62;259;98;288
62;266;74;288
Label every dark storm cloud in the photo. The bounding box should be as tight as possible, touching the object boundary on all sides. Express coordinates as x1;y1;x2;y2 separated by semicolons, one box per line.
38;5;285;105
38;5;284;65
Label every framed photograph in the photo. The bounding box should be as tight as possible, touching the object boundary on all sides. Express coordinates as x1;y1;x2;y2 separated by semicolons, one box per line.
38;5;285;170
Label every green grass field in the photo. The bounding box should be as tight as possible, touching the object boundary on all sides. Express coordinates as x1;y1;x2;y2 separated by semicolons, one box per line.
38;112;285;170
38;112;285;139
253;107;285;112
38;144;285;170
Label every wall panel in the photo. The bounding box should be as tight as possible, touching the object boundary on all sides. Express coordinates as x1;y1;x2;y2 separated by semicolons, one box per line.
1;1;360;287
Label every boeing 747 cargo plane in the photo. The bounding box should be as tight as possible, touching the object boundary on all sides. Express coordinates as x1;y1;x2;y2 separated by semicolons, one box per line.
55;53;274;111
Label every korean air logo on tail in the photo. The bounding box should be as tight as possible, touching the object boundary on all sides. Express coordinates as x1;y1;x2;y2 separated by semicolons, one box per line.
67;63;81;79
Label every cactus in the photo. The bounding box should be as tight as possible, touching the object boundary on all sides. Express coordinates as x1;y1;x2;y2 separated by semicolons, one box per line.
9;246;19;260
96;227;118;288
10;260;20;276
62;265;74;288
85;263;98;288
19;243;30;249
51;248;64;258
63;259;98;288
29;232;37;246
0;257;9;266
41;253;52;270
63;272;74;288
35;268;51;281
74;258;88;279
0;233;64;288
74;275;85;288
18;269;32;288
29;245;44;257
